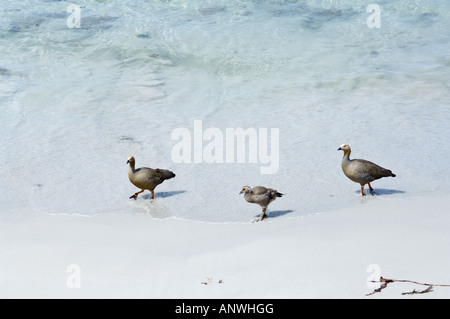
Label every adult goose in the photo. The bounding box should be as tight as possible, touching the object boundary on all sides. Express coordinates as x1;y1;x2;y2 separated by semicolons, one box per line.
338;144;396;196
127;156;175;200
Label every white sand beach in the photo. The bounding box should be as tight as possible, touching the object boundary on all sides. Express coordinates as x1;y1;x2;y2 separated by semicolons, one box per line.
2;195;450;299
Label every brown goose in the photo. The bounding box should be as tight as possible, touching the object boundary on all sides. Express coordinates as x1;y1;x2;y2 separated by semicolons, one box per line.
338;144;396;196
239;185;283;221
127;156;175;200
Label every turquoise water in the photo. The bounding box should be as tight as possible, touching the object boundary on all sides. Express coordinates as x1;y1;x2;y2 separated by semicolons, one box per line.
1;0;449;222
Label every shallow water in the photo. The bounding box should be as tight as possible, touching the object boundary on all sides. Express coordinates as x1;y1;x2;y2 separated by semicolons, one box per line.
1;0;449;222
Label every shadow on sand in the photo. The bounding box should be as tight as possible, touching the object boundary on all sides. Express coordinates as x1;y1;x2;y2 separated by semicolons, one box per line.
142;190;186;200
255;210;294;220
354;188;405;196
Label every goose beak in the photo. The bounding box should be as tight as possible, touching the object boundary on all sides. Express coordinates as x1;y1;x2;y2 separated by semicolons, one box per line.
239;190;243;195
126;160;130;164
337;147;342;151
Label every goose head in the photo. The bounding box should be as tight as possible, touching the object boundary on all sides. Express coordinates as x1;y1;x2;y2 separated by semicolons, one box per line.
239;185;252;195
127;156;135;165
337;144;351;157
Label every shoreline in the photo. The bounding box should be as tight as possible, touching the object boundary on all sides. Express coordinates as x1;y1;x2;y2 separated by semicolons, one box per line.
1;195;450;298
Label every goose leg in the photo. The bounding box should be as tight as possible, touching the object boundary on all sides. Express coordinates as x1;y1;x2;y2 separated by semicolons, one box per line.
361;185;365;196
130;189;144;200
260;208;267;221
368;183;374;194
151;190;155;199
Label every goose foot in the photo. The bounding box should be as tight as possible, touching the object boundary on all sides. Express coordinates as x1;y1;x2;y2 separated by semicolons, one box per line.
368;183;375;194
130;189;144;200
260;208;267;221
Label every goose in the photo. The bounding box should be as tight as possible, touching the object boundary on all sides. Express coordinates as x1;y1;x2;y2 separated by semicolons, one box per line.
338;144;396;196
127;156;175;200
239;185;283;221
